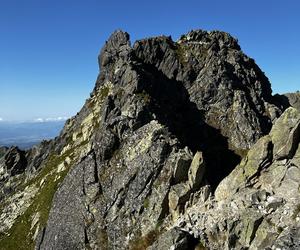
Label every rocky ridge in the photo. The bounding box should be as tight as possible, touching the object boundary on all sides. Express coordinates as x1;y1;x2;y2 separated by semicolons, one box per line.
0;29;299;249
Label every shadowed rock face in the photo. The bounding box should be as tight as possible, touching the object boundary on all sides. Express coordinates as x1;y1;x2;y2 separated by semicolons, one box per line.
0;146;27;191
0;29;298;250
4;147;27;176
132;30;279;151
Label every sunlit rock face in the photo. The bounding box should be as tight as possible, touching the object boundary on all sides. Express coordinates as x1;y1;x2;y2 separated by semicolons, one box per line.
0;29;299;250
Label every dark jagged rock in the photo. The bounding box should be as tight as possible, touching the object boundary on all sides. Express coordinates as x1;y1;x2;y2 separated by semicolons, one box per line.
4;146;27;176
25;140;54;175
133;30;280;152
273;91;300;113
0;146;28;206
0;29;298;250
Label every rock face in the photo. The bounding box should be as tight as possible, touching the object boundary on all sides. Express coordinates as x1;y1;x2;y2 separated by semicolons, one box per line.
0;147;27;199
285;92;300;111
4;147;27;176
0;29;299;250
189;107;300;249
133;30;279;152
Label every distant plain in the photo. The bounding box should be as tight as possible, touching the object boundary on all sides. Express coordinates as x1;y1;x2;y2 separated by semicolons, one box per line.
0;121;65;149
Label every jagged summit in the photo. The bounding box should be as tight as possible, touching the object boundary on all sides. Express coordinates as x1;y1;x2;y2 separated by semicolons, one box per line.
178;29;240;49
99;30;131;67
96;29;277;152
0;29;299;250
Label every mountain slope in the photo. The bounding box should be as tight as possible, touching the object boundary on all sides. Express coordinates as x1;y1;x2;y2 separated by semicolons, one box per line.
0;29;298;250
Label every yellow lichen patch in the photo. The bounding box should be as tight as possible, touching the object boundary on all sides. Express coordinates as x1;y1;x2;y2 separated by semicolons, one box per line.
66;82;114;152
127;121;163;161
0;184;39;234
0;81;113;249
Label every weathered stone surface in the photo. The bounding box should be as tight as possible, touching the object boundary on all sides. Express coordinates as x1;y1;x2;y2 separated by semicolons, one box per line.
188;151;205;189
0;29;299;250
133;30;281;152
270;107;300;160
215;135;272;201
174;107;300;249
38;154;96;250
169;183;192;218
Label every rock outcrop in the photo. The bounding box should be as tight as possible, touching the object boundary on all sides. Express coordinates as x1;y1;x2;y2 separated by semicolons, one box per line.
172;107;300;249
285;92;300;111
0;29;299;250
0;147;27;200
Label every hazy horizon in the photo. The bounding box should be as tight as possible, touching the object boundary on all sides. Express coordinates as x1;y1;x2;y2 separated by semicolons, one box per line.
1;0;299;121
0;119;65;149
0;116;69;123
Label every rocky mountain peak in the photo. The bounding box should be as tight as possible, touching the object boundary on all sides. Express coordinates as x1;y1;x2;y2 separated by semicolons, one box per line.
178;29;241;50
99;30;131;67
96;29;279;153
0;29;299;250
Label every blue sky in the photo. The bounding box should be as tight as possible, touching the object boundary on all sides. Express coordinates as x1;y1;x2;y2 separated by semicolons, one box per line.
0;0;299;121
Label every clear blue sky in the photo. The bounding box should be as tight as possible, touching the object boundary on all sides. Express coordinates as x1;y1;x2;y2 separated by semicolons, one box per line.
0;0;299;121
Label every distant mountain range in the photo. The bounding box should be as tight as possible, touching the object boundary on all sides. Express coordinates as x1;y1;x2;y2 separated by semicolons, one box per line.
0;120;65;149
